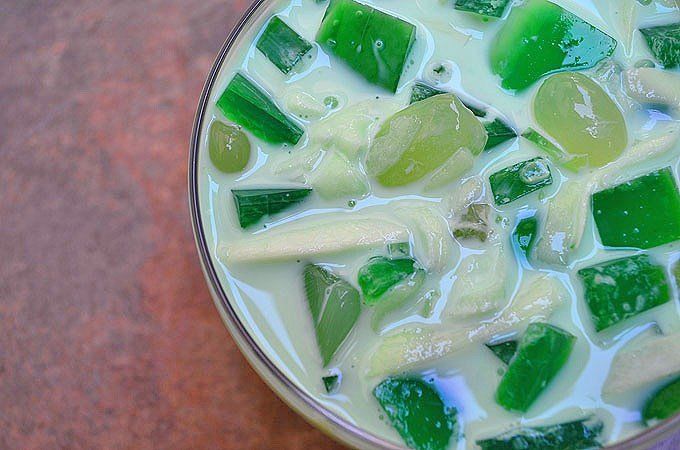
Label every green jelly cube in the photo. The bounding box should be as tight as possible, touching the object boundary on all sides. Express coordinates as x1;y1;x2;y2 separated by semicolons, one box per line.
489;157;553;206
256;16;313;74
374;377;457;450
513;216;538;259
231;188;312;228
477;417;604;450
322;373;341;393
304;265;361;366
592;167;680;249
489;0;616;90
454;0;511;19
485;340;518;365
496;323;575;412
410;81;447;105
412;81;482;114
317;0;416;92
640;23;680;69
484;118;517;151
643;376;680;424
358;257;421;304
577;255;671;332
216;73;304;145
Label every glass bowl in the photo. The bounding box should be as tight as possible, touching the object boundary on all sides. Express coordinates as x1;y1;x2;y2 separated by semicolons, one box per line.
188;1;680;448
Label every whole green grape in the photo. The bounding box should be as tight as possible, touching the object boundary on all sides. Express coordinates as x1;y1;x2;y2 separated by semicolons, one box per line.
208;121;251;173
533;72;627;169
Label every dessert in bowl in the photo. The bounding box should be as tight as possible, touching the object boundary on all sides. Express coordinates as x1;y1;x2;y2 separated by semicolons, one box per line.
189;0;680;448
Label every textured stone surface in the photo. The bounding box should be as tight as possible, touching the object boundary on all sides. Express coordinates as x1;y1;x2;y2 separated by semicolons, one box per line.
0;0;678;449
0;1;344;448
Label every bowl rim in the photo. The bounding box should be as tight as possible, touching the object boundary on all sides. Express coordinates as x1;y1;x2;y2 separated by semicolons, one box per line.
188;1;680;448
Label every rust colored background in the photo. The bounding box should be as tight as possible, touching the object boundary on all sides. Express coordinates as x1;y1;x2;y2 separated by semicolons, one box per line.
0;0;677;449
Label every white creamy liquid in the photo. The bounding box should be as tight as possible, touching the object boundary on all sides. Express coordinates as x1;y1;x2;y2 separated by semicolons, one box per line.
196;1;680;448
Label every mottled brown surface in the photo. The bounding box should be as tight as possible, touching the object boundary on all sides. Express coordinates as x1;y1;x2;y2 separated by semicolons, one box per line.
0;0;678;449
0;0;345;448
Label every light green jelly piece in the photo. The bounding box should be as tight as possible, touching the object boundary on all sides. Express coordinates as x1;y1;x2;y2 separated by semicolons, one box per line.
490;0;616;91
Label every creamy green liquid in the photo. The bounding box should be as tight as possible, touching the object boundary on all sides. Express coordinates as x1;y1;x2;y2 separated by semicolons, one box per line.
197;1;680;448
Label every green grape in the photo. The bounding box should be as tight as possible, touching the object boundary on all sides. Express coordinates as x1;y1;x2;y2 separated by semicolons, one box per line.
366;94;487;187
533;72;627;169
208;121;251;173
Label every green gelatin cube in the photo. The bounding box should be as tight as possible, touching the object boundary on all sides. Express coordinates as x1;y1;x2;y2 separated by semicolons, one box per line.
322;374;341;393
231;188;312;228
513;216;538;258
410;81;489;118
465;102;490;119
577;255;671;332
410;81;446;104
316;0;416;92
496;323;576;412
304;265;361;366
208;121;251;173
374;377;457;450
643;376;680;424
486;340;518;365
477;417;604;450
640;23;680;69
490;0;616;90
366;93;487;187
256;16;313;74
592;168;680;249
216;73;304;145
484;118;517;151
454;0;511;18
358;256;421;304
489;158;553;206
534;72;628;169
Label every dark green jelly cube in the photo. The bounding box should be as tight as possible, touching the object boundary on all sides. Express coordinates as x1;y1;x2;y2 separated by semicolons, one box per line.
489;157;553;206
374;377;457;450
216;73;304;145
454;0;511;19
592;167;680;249
484;118;517;151
577;255;671;332
496;323;575;412
410;81;446;104
477;417;604;450
358;256;420;304
316;0;416;92
643;376;680;424
489;0;616;91
513;215;538;259
231;188;312;228
322;374;340;393
256;16;313;74
640;23;680;69
485;340;518;365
